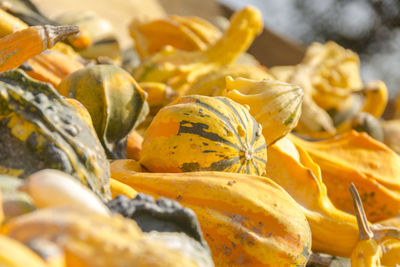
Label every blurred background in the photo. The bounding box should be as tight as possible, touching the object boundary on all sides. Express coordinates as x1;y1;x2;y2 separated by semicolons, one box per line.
220;0;400;99
35;0;400;97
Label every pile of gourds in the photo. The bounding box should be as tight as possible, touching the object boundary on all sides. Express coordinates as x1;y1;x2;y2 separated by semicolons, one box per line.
0;1;400;266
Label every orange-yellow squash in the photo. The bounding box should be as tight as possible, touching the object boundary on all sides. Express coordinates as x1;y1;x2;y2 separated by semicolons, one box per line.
140;95;267;175
126;130;143;161
267;137;400;257
25;50;84;88
0;25;78;72
110;166;312;266
289;131;400;222
109;178;137;199
266;138;359;256
129;15;221;58
4;206;199;267
0;235;49;267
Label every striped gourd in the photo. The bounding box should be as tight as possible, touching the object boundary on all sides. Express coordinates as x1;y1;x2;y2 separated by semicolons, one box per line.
140;95;267;175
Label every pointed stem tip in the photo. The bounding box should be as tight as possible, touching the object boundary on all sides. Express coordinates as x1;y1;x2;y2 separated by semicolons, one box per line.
43;25;80;48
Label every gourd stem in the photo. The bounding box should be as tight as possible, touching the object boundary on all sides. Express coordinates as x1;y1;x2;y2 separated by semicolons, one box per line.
349;183;373;240
43;25;79;48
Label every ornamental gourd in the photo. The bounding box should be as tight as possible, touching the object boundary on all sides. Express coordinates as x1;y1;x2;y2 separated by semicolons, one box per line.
110;167;312;266
57;65;149;159
289;131;400;222
5;206;199;267
0;70;110;201
0;25;78;72
140;95;267;175
223;77;303;145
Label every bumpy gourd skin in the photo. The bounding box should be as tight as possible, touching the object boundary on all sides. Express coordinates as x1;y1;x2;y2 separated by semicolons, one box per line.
58;65;149;159
110;168;312;267
0;70;110;201
140;95;267;175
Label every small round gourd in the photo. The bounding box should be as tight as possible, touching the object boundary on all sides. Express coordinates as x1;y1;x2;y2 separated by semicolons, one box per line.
140;95;267;175
57;65;148;159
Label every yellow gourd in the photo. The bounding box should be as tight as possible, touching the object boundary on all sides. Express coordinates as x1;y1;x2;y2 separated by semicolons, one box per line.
4;206;199;267
223;76;303;145
289;131;400;222
109;178;137;199
111;167;312;266
0;235;48;267
134;6;263;94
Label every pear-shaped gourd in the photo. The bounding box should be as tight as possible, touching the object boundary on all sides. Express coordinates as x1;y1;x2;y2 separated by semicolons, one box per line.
223;77;303;145
58;65;149;159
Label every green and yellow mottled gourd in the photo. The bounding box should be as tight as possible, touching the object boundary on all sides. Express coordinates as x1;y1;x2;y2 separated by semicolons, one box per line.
223;76;303;145
140;95;267;175
110;165;312;267
58;65;149;159
0;70;110;201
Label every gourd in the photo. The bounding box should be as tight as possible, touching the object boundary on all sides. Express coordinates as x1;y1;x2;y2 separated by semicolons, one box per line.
0;176;35;223
223;76;303;145
381;239;400;266
0;70;110;201
109;178;138;199
381;119;400;155
129;15;221;58
133;6;263;94
107;194;214;267
360;80;388;118
349;183;382;267
56;11;120;60
289;131;400;222
4;206;199;267
267;137;400;257
0;9;28;37
57;65;149;159
139;82;178;109
19;169;110;216
24;50;84;88
126;130;143;161
270;41;363;136
111;159;147;174
140;95;267;175
0;189;3;225
25;238;66;267
0;25;78;72
110;167;312;266
0;235;48;267
183;64;272;97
